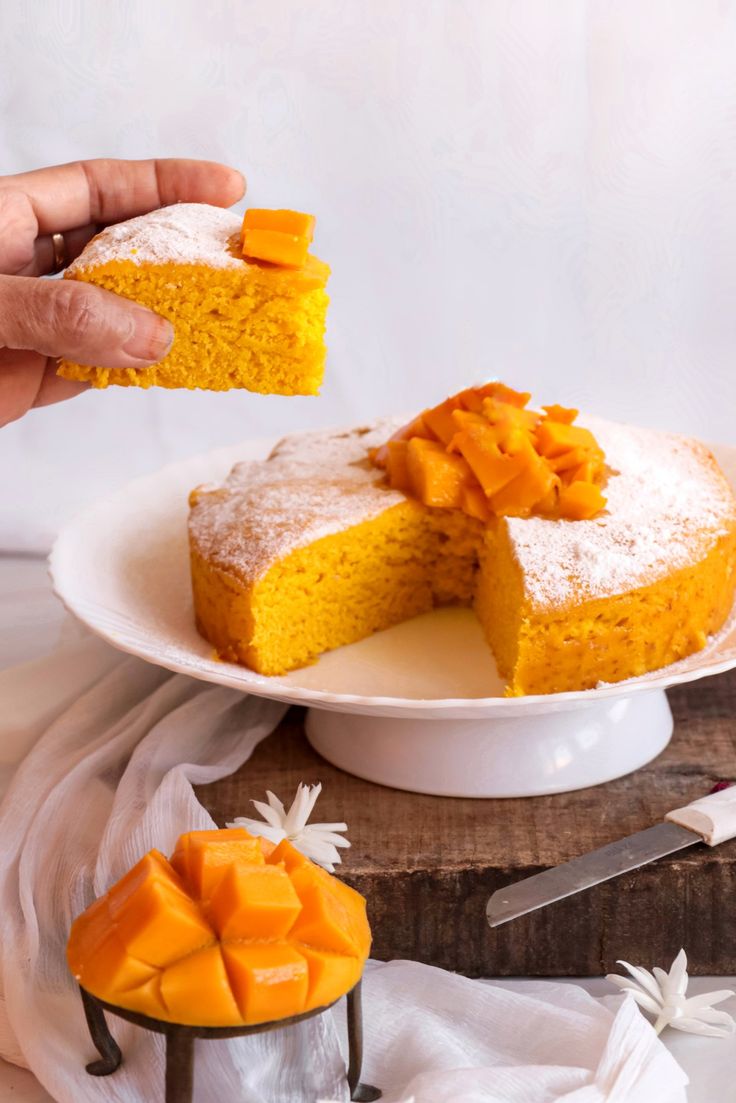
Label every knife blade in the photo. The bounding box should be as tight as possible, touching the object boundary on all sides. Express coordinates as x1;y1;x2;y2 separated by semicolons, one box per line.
486;785;736;929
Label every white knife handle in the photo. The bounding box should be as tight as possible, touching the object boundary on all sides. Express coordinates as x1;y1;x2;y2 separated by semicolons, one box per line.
665;787;736;846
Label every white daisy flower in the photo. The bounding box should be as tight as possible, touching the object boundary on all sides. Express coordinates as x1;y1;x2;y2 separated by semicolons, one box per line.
227;782;350;872
606;949;736;1037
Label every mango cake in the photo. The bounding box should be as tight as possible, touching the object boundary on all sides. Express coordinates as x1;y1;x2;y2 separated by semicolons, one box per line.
58;203;330;395
188;385;736;696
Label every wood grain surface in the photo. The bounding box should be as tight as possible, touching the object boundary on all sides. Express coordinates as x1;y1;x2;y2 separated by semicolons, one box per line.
197;669;736;976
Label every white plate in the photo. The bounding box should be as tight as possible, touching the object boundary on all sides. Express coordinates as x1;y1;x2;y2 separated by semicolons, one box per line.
49;436;736;797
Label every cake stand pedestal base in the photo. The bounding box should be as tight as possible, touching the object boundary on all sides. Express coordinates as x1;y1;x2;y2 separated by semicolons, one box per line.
305;689;673;797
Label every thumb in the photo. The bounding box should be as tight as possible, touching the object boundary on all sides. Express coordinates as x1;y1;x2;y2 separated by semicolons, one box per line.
0;275;173;368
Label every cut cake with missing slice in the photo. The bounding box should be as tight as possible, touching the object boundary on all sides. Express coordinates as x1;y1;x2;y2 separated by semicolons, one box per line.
188;417;736;696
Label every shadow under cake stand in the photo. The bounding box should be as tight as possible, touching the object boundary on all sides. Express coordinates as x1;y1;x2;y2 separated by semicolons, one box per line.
79;981;380;1103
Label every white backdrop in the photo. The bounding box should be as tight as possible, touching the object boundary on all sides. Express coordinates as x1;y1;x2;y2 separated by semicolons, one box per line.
1;0;735;551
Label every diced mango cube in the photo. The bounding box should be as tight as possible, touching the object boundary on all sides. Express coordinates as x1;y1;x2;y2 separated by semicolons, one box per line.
257;836;277;859
242;228;309;268
208;862;302;940
241;209;316;268
171;827;252;881
422;397;465;445
548;446;590;474
161;945;242;1027
557;481;607;520
298;944;363;1012
482;398;540;434
289;864;370;959
107;850;187;919
451;423;528;498
536;421;601;460
406;439;472;509
461;485;492;523
72;927;157;995
222;942;309;1024
372;413;436;468
458;382;531;411
385;440;412;494
267;838;311;873
542;404;578;424
115;974;168;1017
490;457;559;517
174;829;264;899
243;209;316;239
113;878;214;967
67;895;112;967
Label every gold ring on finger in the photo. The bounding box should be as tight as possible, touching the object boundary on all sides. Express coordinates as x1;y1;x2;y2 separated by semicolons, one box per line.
51;232;67;273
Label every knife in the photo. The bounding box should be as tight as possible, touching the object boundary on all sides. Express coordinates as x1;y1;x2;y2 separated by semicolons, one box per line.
487;786;736;928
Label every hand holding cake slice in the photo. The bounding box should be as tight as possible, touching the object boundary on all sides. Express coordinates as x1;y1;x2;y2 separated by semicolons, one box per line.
58;204;330;395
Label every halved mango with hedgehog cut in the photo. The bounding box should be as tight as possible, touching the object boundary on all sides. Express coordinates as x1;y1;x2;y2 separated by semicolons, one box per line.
67;828;370;1026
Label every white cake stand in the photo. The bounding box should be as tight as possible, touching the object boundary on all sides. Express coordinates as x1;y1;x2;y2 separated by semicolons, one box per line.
49;436;736;798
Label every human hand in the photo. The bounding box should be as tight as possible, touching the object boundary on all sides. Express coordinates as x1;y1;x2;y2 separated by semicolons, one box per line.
0;158;245;427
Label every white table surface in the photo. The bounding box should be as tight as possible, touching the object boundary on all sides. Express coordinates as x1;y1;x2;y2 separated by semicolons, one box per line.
1;553;735;1102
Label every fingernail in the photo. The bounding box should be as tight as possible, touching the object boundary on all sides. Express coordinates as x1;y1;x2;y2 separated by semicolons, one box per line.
122;308;174;364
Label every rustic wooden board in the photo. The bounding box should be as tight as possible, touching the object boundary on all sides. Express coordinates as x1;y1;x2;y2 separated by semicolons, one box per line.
197;668;736;977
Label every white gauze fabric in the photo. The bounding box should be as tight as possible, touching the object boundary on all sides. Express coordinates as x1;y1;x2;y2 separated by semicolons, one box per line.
0;633;689;1103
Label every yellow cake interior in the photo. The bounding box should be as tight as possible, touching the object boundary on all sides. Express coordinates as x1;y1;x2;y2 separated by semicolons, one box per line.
191;497;736;696
57;204;329;395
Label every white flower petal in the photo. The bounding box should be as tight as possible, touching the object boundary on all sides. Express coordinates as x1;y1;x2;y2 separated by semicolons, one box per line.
265;790;287;818
302;827;351;848
227;818;285;845
295;835;343;870
284;783;320;835
250;800;286;829
669;1016;734;1038
682;990;736;1013
630;990;667;1016
668;948;689;996
616;961;664;1002
683;1007;736;1028
652;966;670;992
605;975;637;990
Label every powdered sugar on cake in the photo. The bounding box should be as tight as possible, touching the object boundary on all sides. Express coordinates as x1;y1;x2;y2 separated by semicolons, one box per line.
189;419;407;581
67;203;244;271
507;415;736;610
189;414;736;608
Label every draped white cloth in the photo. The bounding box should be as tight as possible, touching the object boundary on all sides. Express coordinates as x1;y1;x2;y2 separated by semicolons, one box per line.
0;633;688;1102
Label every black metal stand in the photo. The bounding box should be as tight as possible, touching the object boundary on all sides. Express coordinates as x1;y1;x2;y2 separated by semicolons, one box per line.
80;982;381;1102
